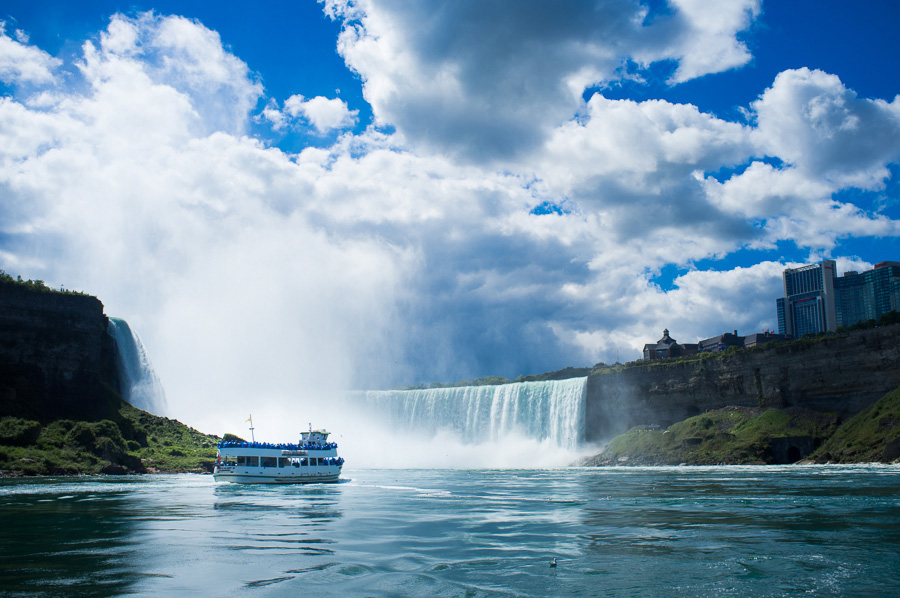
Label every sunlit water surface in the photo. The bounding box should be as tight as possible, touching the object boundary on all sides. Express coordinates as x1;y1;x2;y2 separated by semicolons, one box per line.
1;466;898;597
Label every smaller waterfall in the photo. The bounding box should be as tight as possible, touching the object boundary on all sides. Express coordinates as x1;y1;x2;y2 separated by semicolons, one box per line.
107;317;167;416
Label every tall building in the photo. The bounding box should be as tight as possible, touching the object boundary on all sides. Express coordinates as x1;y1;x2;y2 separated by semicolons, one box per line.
834;262;900;327
776;260;837;337
777;260;900;337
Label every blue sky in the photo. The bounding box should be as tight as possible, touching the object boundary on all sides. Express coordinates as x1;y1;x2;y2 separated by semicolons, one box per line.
2;0;899;432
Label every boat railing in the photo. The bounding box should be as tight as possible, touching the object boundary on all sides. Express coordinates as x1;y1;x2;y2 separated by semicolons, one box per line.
215;457;343;468
217;441;338;450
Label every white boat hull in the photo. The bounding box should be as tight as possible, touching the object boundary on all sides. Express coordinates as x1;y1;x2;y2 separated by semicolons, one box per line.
213;470;341;484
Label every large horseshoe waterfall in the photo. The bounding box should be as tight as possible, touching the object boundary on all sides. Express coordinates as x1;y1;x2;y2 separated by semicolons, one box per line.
356;377;587;451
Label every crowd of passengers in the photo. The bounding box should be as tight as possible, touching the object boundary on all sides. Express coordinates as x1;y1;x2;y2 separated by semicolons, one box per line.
217;440;338;450
217;456;345;468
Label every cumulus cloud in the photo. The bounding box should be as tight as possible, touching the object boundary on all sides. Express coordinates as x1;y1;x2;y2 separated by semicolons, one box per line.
692;68;900;250
751;68;900;188
534;94;754;262
78;12;264;136
322;0;762;161
284;93;358;133
649;0;761;83
0;21;60;84
703;161;900;251
261;94;357;134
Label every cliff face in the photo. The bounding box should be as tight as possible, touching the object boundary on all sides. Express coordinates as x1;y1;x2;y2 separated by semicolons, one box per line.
585;326;900;442
0;282;120;421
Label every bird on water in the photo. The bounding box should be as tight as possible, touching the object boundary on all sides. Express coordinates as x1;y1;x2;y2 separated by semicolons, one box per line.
550;558;557;568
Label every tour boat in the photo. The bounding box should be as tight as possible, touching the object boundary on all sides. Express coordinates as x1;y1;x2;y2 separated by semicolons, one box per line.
213;428;344;484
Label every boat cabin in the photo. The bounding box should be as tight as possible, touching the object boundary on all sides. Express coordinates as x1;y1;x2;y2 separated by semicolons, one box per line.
300;429;330;445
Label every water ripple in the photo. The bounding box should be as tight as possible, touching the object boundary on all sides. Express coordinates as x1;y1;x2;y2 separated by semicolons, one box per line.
1;467;898;597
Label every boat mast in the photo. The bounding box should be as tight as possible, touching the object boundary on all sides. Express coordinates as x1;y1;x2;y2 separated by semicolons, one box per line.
247;414;255;442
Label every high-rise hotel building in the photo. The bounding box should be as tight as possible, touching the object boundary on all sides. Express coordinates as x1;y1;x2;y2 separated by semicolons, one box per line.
777;260;838;337
834;263;900;327
777;260;900;337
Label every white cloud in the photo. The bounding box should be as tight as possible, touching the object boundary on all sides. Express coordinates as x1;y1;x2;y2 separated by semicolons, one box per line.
657;0;762;83
283;93;357;133
538;95;751;194
260;98;286;130
0;21;60;85
751;68;900;188
703;161;900;250
80;13;264;136
524;94;756;272
261;94;357;134
322;0;762;161
680;68;900;251
704;162;830;220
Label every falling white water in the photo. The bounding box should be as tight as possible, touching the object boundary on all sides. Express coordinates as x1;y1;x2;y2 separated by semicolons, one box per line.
107;317;168;416
343;378;588;468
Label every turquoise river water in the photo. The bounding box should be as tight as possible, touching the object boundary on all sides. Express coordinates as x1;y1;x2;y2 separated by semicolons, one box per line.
1;466;898;597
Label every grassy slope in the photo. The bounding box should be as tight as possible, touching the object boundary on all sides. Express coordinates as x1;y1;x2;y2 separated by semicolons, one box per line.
0;396;219;476
810;385;900;463
119;403;220;473
586;383;900;466
584;407;839;466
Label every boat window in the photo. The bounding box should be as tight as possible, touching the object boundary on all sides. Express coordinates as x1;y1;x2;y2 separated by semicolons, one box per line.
245;456;259;467
261;458;274;467
299;458;308;466
237;455;246;466
278;458;289;468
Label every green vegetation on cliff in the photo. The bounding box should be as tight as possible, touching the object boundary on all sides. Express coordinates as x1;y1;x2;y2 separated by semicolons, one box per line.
810;385;900;463
585;383;900;466
0;391;219;476
0;270;87;296
118;403;220;473
584;407;839;466
397;366;593;390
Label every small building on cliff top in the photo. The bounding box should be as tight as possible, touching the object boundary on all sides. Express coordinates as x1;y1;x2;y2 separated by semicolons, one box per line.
742;331;787;348
644;329;787;361
642;329;698;361
698;330;743;353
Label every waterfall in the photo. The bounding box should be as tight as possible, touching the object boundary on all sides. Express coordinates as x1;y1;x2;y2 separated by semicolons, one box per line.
107;317;167;416
356;377;587;451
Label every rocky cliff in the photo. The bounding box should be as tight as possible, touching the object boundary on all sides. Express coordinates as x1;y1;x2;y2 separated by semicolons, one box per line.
0;279;220;475
585;325;900;442
0;280;120;421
